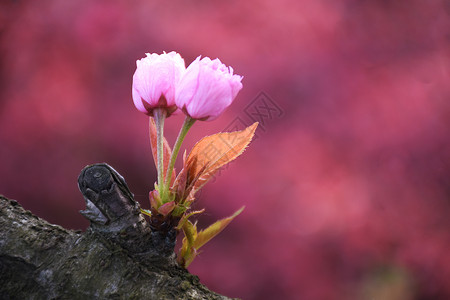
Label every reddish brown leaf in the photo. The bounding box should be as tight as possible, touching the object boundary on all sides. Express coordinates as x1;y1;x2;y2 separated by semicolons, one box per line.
186;122;258;193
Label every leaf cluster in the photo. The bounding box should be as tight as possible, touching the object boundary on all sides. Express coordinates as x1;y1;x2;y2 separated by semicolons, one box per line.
143;121;258;267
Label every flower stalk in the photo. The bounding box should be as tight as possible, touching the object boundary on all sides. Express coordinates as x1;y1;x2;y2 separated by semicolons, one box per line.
153;108;166;201
164;116;196;190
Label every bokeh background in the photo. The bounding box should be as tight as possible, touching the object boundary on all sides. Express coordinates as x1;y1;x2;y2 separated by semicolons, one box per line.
1;1;450;299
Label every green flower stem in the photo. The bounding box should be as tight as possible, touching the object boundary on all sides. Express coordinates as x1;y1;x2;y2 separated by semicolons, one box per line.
164;116;196;190
153;108;166;202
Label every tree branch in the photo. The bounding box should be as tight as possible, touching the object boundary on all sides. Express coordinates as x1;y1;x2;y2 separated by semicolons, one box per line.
0;163;235;299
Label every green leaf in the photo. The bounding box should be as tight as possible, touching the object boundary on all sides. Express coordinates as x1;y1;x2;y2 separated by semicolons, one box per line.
140;208;152;217
193;206;244;250
178;220;198;267
176;209;205;230
183;220;197;246
177;208;245;268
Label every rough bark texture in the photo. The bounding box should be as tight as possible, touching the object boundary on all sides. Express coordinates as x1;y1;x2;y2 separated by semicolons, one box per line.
0;163;234;300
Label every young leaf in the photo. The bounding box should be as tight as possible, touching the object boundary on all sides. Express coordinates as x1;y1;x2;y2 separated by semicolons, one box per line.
183;219;197;245
176;209;206;230
178;239;197;268
157;200;176;216
140;208;152;217
173;165;188;198
193;206;245;250
183;248;197;268
149;117;176;185
186;122;258;193
149;190;161;209
178;220;198;267
177;208;245;268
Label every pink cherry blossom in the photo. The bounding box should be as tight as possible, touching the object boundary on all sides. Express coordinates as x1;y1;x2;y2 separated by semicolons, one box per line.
175;56;243;121
132;51;185;116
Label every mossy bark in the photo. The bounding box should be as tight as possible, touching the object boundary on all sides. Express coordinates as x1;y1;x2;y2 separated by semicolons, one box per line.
0;163;236;300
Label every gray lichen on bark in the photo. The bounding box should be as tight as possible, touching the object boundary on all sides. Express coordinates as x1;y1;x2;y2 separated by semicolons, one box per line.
0;163;235;299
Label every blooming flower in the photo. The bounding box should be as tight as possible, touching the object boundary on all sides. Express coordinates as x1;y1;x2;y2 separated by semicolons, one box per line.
175;56;243;121
132;52;185;116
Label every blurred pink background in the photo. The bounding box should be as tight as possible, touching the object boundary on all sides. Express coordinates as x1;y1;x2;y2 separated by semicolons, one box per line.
1;1;450;299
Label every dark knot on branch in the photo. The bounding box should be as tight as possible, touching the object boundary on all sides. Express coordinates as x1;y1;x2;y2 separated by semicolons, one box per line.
78;163;138;229
78;163;176;258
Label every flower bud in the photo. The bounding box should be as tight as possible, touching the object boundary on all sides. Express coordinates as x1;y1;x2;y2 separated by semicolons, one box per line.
132;51;185;116
175;56;243;121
